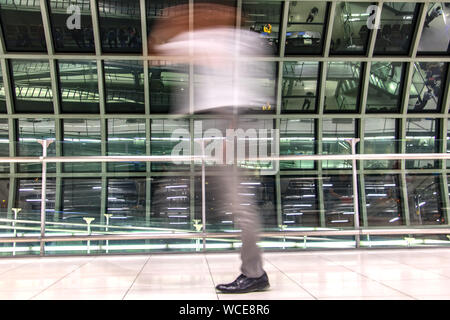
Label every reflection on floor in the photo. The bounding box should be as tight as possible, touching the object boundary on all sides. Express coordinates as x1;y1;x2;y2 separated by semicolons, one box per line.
1;249;450;300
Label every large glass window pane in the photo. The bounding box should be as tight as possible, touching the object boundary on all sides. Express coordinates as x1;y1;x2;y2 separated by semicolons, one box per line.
16;178;56;223
151;119;190;171
373;3;419;55
62;178;102;222
0;1;47;52
10;60;53;113
323;174;354;228
0;63;7;113
241;1;282;55
58;60;99;113
282;62;319;113
149;62;189;114
104;60;144;113
364;175;403;227
16;119;56;173
62;119;101;173
366;62;406;113
281;176;319;227
195;175;277;232
324;62;362;112
408;62;448;112
280;119;315;170
418;2;450;54
0;119;8;172
285;2;328;55
363;118;399;169
47;0;94;53
146;0;188;50
0;179;8;226
107;118;146;172
151;176;190;229
107;178;146;226
322;118;356;169
406;174;444;225
330;2;372;55
405;118;439;169
98;0;142;54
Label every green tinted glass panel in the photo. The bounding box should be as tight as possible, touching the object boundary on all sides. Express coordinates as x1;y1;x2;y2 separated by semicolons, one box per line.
366;62;405;113
47;0;95;53
408;62;447;112
98;0;142;54
405;118;439;169
0;1;47;52
322;118;356;169
280;119;315;170
104;60;144;113
282;62;319;113
330;2;372;55
58;60;99;113
373;2;419;55
285;2;328;55
107;118;146;172
325;62;362;112
10;59;53;113
62;119;101;173
363;118;399;169
418;2;450;54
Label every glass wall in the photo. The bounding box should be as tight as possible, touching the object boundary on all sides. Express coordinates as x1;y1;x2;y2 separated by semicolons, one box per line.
107;118;146;172
58;60;99;113
408;62;448;112
241;1;283;55
285;2;328;55
322;118;356;169
62;119;101;173
406;174;444;225
47;0;95;53
282;62;320;113
363;118;399;169
324;61;362;112
10;60;53;113
280;119;315;170
281;176;319;227
418;2;450;55
98;0;142;54
0;63;7;113
0;1;47;52
364;174;402;226
373;2;419;55
0;1;449;255
405;118;439;169
366;62;405;113
104;60;145;114
149;62;189;114
330;2;372;55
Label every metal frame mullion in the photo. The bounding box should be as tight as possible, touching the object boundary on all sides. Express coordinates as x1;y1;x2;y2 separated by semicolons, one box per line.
323;1;336;58
367;1;383;58
278;0;289;58
409;2;428;58
90;0;103;56
39;0;55;56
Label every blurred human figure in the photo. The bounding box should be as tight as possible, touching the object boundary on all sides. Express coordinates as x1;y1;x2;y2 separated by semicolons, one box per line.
302;92;314;110
107;28;117;48
414;89;433;111
149;3;274;294
424;6;443;28
306;7;319;23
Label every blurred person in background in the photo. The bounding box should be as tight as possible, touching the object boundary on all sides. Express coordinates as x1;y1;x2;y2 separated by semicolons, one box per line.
148;2;275;294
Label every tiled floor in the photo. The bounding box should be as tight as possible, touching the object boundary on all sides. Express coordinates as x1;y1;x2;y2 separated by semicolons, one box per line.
0;248;450;300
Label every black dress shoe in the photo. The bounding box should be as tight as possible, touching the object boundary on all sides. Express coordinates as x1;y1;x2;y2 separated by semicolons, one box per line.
215;272;270;293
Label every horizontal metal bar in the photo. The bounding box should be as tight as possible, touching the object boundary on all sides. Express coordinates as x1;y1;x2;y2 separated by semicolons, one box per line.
0;153;449;163
1;228;450;244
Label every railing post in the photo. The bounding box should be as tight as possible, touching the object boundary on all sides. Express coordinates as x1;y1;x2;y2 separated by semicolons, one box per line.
37;139;54;257
346;138;361;248
201;139;206;251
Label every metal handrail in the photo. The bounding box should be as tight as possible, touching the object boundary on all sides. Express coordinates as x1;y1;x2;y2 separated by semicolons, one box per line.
3;138;450;256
